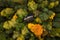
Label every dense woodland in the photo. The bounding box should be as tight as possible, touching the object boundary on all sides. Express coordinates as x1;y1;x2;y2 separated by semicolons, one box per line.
0;0;60;40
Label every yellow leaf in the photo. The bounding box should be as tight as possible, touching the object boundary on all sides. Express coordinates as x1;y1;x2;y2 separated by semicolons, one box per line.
35;17;42;23
28;23;43;37
12;14;18;21
49;13;55;19
49;2;55;8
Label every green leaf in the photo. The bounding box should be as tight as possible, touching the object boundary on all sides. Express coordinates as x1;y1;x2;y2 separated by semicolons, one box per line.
53;22;60;28
16;8;28;22
43;8;49;12
0;32;6;40
39;13;49;21
15;23;25;31
49;28;60;37
54;18;60;22
39;0;48;8
21;26;29;35
56;13;60;18
44;36;56;40
42;22;52;30
0;23;4;31
47;11;54;16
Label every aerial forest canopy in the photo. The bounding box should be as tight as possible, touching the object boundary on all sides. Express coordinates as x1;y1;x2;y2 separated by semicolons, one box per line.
0;0;60;40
